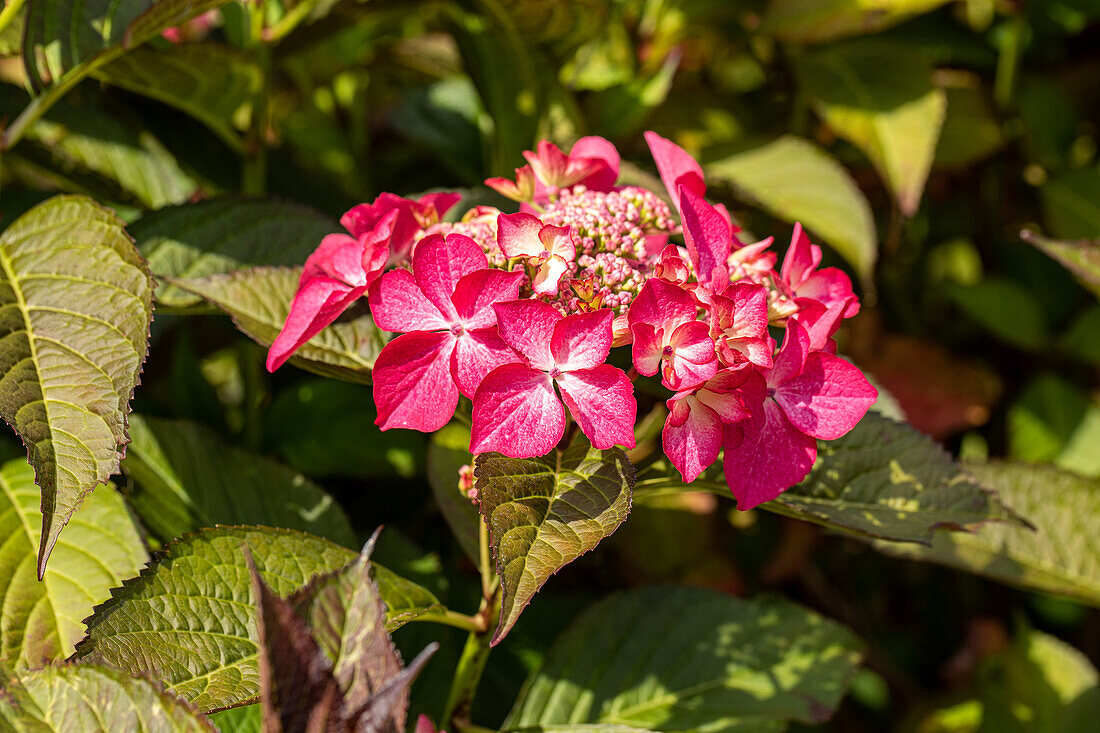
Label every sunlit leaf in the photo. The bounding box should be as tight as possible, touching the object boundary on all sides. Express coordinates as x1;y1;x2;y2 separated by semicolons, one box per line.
0;459;147;668
76;526;441;712
761;0;952;43
123;414;356;547
796;39;945;215
0;664;215;731
0;195;153;576
507;587;863;731
169;267;385;383
874;462;1100;607
706;135;877;284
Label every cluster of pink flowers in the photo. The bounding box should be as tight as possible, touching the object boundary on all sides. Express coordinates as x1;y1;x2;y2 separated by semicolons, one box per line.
268;133;877;509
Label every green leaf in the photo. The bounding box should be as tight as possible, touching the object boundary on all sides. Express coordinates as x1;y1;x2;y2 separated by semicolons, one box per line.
132;199;337;310
22;0;229;92
0;458;147;668
122;414;356;547
1022;230;1100;300
0;195;153;577
978;628;1100;731
75;526;442;712
0;664;215;731
874;462;1100;607
93;44;262;151
796;39;945;216
426;423;481;563
1039;168;1100;240
506;587;863;731
761;0;951;43
1007;374;1092;467
706;135;877;284
14;89;199;209
943;277;1049;349
168;267;385;383
767;413;1024;543
210;705;261;733
933;82;1004;169
476;434;634;644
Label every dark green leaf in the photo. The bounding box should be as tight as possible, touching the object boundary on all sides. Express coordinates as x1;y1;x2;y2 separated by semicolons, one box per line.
122;414;356;547
706;136;877;284
796;39;945;215
874;462;1100;607
94;44;262;151
768;414;1024;543
0;664;215;731
168;267;385;383
426;423;481;563
943;277;1049;349
761;0;951;43
132;199;337;310
1039;168;1100;241
0;195;153;576
0;458;147;668
476;434;634;644
506;587;863;731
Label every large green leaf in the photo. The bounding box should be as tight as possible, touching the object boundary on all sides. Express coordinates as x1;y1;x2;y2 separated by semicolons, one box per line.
1021;230;1100;300
767;414;1023;543
132;199;337;310
0;663;215;731
169;267;385;383
0;458;147;668
1039;168;1100;240
874;462;1100;607
706;136;877;284
506;587;863;731
761;0;951;43
796;40;945;216
122;414;356;547
75;526;442;712
22;0;229;91
476;434;634;644
0;195;153;577
94;44;262;151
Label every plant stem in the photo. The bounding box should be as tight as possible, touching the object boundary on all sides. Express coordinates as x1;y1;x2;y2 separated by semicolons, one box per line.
242;1;271;194
442;582;501;728
478;511;493;598
0;0;28;39
427;609;488;634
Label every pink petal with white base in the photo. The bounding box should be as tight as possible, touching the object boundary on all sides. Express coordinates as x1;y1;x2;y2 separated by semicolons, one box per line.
663;321;718;389
266;276;360;372
679;187;732;286
695;369;752;423
775;352;877;440
493;299;562;370
780;223;821;291
413;233;487;319
471;363;565;458
723;401;817;510
369;269;450;333
373;331;458;432
644;131;706;209
630;323;663;376
418;191;462;220
550;309;614;371
663;394;723;483
628;277;697;335
538;224;576;261
497;212;545;258
450;269;525;328
450;327;520;397
302;233;369;284
532;256;570;296
557;365;637;450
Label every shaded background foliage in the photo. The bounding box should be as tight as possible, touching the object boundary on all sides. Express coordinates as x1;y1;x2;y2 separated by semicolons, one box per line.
2;0;1100;731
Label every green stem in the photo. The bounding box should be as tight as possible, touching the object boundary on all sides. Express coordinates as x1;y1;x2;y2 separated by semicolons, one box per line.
478;510;492;598
442;584;501;728
0;0;28;39
241;1;271;194
262;0;322;44
426;609;487;634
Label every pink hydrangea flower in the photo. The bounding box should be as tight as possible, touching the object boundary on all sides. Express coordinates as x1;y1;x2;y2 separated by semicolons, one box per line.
523;136;620;192
342;191;461;263
678;186;733;292
708;281;773;369
628;277;718;390
664;368;752;483
496;212;576;296
471;301;636;458
644;131;706;211
369;233;523;432
486;165;536;203
779;223;860;318
267;210;397;372
722;321;877;509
